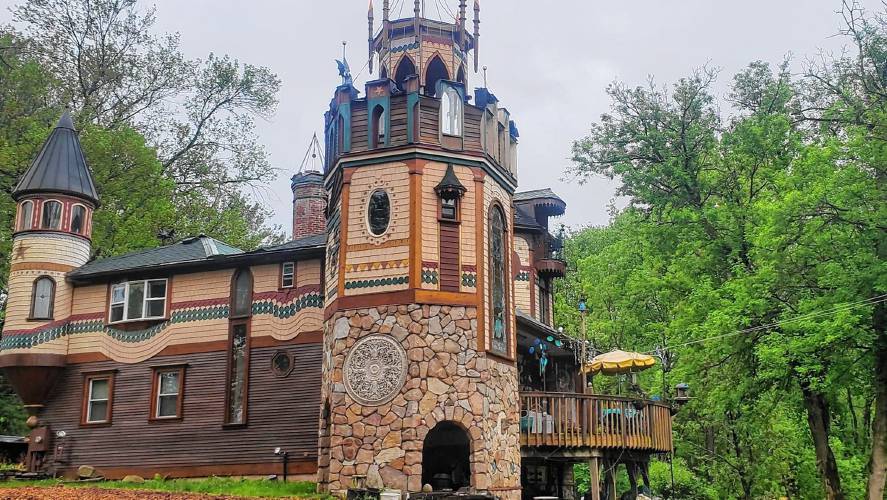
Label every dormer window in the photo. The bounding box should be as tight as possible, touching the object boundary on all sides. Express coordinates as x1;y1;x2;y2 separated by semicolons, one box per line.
109;279;168;323
71;205;86;234
18;201;34;231
41;200;62;230
441;86;463;136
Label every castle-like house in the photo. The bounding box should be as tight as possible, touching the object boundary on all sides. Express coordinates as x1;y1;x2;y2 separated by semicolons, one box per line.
0;3;672;499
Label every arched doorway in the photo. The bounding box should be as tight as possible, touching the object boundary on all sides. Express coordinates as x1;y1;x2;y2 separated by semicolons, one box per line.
422;421;470;491
424;55;449;96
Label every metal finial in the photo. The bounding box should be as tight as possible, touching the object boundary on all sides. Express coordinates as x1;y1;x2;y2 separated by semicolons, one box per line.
482;65;487;88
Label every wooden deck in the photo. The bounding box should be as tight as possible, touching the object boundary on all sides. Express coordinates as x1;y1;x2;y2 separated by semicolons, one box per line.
519;392;673;453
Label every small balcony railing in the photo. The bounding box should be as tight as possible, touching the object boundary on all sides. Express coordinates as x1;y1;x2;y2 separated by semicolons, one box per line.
519;392;673;453
536;233;566;278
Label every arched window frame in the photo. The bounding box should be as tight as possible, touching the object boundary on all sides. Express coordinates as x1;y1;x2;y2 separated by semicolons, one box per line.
394;55;417;91
487;202;511;357
370;104;387;149
18;200;34;231
230;268;254;319
30;275;56;320
70;203;88;235
40;199;63;230
440;85;463;137
423;54;450;96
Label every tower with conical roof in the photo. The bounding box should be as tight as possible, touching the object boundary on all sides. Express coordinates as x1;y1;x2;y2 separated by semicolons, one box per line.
0;110;99;440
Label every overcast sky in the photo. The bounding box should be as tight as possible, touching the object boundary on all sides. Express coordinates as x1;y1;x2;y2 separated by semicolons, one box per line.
4;0;879;233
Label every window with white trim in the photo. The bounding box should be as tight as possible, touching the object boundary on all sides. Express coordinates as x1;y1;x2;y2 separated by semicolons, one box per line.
71;204;86;234
84;374;113;424
41;200;62;229
281;262;295;288
109;279;168;323
441;86;463;136
18;201;33;231
152;367;184;419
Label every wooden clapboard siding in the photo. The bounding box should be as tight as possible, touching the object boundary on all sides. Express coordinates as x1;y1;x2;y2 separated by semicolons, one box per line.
419;99;440;144
464;105;483;151
351;101;369;153
439;223;460;292
388;95;408;148
42;344;322;472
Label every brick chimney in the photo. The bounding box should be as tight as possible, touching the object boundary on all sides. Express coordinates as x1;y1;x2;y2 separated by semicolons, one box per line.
291;171;327;239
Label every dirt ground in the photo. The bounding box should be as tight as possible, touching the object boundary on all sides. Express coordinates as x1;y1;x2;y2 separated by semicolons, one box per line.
0;486;252;499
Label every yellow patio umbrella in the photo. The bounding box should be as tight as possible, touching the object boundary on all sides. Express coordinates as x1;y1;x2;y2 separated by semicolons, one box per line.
582;349;656;375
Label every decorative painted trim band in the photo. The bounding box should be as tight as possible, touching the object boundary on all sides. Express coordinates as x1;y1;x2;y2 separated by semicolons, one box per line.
344;276;409;290
390;41;420;53
345;259;409;273
0;288;324;351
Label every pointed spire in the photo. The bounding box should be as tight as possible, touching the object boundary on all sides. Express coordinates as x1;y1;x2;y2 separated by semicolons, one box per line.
383;0;389;21
473;0;480;72
12;109;99;206
368;0;374;74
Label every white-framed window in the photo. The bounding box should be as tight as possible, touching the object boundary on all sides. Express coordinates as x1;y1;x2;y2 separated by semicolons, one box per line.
109;279;168;323
281;262;295;288
153;367;183;419
71;204;87;234
18;200;34;231
85;375;112;424
441;86;463;136
41;200;62;230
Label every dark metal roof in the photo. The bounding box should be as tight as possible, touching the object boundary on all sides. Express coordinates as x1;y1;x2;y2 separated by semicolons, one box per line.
513;188;563;203
513;205;542;231
69;235;243;280
13;111;99;206
434;164;466;197
67;234;327;283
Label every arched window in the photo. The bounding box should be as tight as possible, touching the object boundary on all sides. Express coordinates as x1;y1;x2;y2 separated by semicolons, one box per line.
441;86;463;136
380;65;389;80
337;114;345;154
488;204;509;355
424;55;449;96
18;200;33;231
394;55;416;91
456;64;465;84
371;104;386;148
230;269;253;318
41;200;62;230
30;276;55;320
71;205;87;234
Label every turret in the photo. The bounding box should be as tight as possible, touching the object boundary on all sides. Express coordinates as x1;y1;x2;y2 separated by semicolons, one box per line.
1;110;98;432
291;170;327;240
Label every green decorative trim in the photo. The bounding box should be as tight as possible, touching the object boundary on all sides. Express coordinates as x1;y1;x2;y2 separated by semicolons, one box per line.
1;292;323;351
344;276;409;290
422;269;439;284
406;92;419;144
461;273;477;287
391;41;420;53
367;96;391;148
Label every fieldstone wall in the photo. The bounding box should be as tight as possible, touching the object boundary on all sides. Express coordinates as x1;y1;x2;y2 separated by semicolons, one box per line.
317;304;521;499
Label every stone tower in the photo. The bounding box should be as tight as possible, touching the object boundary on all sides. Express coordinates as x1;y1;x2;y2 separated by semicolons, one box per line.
0;111;98;442
318;2;522;498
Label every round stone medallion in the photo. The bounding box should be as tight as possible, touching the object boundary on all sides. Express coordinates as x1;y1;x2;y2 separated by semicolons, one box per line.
343;334;407;406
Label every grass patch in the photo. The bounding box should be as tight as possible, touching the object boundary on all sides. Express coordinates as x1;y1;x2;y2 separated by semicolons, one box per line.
0;477;329;498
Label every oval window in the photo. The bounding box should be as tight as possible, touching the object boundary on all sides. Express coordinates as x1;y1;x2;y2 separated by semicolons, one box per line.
367;190;390;236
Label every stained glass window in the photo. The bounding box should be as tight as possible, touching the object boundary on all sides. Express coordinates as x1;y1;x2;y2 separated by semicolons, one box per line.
231;269;253;318
489;205;508;355
226;323;248;424
367;190;390;236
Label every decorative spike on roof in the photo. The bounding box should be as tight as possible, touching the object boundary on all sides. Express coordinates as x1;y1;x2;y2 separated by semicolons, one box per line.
12;110;99;206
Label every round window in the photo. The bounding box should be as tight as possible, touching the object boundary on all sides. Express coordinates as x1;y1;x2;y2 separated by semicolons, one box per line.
367;190;391;236
271;351;293;377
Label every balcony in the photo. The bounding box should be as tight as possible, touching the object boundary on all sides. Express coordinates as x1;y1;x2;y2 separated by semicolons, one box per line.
519;392;673;454
535;232;566;279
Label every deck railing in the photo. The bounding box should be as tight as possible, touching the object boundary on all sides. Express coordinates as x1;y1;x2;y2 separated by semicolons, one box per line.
519;391;673;453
